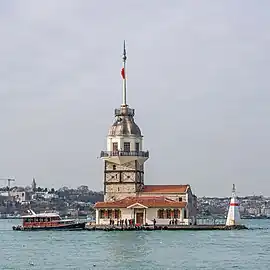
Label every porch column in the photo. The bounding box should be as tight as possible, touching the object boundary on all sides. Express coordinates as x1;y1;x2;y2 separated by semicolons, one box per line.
144;208;146;225
180;208;184;222
96;209;99;225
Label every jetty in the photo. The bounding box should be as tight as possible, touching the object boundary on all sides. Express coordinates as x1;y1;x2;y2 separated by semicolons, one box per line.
85;224;248;231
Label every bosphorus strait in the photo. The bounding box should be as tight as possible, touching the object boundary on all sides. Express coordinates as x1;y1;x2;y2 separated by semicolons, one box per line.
1;219;270;270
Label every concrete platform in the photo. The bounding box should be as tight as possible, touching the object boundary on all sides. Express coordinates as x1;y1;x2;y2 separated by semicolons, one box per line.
85;224;248;231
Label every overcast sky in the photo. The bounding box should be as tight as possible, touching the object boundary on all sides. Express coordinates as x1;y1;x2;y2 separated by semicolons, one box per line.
0;0;269;197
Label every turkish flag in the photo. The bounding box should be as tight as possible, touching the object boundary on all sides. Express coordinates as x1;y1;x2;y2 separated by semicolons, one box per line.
121;68;125;79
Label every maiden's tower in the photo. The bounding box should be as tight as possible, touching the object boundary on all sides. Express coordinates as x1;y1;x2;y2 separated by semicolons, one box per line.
95;42;197;226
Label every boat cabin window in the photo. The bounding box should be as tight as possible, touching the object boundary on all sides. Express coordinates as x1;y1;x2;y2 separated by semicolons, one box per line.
24;218;33;222
23;215;60;223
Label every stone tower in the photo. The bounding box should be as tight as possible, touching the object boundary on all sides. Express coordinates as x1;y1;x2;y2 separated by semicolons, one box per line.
100;41;149;202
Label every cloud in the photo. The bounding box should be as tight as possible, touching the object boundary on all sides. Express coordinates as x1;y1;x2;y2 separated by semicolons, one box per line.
0;0;269;196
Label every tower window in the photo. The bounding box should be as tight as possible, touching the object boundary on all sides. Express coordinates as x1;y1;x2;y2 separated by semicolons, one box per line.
113;142;118;152
124;142;130;152
178;197;182;202
113;165;116;170
135;142;140;152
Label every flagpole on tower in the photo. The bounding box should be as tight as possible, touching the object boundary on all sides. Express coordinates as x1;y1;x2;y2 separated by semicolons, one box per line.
121;40;127;106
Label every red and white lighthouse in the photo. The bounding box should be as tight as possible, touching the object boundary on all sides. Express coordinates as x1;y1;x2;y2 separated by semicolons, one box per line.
226;184;242;226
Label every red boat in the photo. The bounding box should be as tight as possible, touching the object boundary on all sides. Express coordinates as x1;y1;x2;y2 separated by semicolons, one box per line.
12;210;86;231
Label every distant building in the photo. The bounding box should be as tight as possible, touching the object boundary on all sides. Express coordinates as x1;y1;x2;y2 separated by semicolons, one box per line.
0;191;9;197
10;190;30;203
31;192;58;200
94;43;197;226
262;208;270;217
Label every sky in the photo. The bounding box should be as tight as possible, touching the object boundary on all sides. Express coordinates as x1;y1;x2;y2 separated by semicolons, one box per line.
0;0;269;197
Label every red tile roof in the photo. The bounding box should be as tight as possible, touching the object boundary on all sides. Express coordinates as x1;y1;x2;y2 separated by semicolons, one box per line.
142;185;189;193
94;196;186;209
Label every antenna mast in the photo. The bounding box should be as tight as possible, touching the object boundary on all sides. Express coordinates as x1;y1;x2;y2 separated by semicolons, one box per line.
121;40;127;105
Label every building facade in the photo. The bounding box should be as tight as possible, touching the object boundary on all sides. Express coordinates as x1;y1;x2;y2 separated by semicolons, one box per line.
94;42;197;226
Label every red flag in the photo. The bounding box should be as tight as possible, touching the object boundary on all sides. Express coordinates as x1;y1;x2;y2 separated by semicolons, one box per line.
121;68;125;79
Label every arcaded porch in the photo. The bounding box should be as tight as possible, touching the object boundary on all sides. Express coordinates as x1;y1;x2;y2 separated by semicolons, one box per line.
94;196;192;225
95;206;189;225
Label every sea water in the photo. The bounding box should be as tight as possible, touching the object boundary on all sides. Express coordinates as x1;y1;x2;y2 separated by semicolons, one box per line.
0;219;269;270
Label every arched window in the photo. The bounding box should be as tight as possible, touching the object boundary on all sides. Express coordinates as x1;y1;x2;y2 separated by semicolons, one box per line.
157;209;164;219
100;210;105;218
165;209;171;219
124;142;130;152
114;209;121;219
113;142;118;152
174;209;180;218
108;210;113;218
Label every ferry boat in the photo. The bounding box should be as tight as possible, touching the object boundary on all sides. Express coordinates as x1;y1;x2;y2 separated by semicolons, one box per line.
12;210;86;231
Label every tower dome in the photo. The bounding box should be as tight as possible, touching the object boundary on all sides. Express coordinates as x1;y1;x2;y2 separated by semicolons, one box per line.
108;106;142;137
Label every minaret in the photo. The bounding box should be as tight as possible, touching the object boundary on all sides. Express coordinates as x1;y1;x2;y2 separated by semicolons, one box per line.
32;178;37;193
226;184;242;226
100;41;149;202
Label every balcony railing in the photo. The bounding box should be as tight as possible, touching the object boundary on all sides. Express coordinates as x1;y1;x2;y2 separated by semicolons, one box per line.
100;150;149;158
114;108;135;117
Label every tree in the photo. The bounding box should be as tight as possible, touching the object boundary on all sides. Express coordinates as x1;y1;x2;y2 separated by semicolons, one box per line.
78;185;89;193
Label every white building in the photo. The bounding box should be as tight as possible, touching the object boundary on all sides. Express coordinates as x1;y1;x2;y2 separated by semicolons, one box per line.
31;192;58;200
94;42;197;226
10;191;27;203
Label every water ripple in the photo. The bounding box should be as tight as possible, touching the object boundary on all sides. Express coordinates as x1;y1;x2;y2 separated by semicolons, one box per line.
1;220;270;269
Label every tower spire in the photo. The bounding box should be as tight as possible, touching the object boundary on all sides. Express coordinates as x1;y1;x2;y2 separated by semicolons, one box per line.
121;40;127;105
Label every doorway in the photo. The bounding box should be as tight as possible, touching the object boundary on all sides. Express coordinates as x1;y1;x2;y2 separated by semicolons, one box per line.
136;212;144;225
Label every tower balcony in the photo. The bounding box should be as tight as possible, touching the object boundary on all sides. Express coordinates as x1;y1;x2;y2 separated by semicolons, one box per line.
100;150;149;165
100;150;149;158
114;108;134;117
